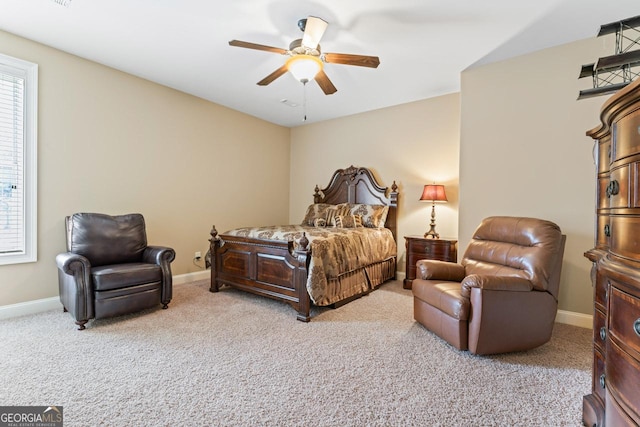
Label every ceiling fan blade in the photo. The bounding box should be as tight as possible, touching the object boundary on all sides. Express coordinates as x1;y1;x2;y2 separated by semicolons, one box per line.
229;40;288;55
315;70;337;95
324;53;380;68
302;16;328;49
257;65;289;86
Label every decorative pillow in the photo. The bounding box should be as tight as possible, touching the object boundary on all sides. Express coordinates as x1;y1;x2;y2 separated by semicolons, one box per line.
334;214;363;228
378;205;390;228
349;204;389;228
325;205;351;227
313;217;327;227
301;203;333;226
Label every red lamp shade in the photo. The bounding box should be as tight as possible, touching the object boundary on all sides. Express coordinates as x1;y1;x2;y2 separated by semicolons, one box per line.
420;184;448;202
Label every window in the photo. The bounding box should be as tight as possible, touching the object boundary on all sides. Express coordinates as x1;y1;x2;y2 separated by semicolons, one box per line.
0;54;37;265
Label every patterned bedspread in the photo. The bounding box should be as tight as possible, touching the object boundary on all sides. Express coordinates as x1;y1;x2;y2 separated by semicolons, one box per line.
223;225;397;305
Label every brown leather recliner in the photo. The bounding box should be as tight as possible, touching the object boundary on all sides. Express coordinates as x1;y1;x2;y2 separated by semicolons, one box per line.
412;216;566;355
56;213;175;330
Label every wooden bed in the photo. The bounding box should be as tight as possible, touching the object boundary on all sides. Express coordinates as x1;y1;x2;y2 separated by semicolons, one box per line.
208;165;399;321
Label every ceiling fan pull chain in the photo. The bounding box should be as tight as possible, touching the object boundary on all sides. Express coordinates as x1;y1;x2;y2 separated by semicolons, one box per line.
302;79;308;121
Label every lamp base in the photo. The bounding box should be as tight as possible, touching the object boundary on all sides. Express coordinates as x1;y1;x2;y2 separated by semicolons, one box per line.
424;227;440;239
424;203;440;239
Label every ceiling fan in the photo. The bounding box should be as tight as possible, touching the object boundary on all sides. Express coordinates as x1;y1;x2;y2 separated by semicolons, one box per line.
229;16;380;95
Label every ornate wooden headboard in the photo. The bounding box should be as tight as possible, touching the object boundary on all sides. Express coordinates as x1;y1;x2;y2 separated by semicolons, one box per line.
313;165;399;241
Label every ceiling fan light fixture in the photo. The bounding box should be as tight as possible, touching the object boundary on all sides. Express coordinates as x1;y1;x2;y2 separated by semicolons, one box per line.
286;55;323;83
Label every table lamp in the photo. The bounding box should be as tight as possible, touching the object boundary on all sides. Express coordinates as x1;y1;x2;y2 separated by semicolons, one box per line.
420;184;447;238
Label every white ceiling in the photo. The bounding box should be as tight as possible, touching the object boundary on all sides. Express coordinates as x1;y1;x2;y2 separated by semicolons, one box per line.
0;0;638;127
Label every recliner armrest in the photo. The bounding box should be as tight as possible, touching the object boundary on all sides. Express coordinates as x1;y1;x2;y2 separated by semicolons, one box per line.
417;260;465;281
56;252;94;326
461;275;533;298
143;246;176;265
143;246;176;307
55;252;91;276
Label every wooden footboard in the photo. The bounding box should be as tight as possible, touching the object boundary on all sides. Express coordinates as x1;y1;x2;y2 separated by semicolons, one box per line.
209;226;312;322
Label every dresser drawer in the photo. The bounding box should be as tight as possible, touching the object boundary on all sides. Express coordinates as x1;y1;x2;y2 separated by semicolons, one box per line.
595;273;608;312
608;286;640;356
606;390;638;427
610;216;640;263
608;164;631;209
594;348;606;404
613;109;640;163
598;176;611;210
594;308;607;353
598;137;612;174
605;338;640;422
596;214;610;249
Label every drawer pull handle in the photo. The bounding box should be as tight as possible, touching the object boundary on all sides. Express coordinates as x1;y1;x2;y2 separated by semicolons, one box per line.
604;224;610;237
606;180;619;197
634;319;640;337
599;374;606;389
600;327;606;341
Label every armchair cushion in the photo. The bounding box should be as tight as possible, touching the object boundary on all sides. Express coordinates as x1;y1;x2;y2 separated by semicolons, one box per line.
412;280;469;321
92;263;162;291
462;216;563;294
67;213;147;267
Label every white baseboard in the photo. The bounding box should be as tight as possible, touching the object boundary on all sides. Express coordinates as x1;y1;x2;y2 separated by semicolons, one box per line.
0;270;210;320
0;296;61;320
173;269;209;285
556;309;592;329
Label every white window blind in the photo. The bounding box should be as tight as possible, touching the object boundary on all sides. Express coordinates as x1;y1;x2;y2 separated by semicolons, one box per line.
0;54;37;265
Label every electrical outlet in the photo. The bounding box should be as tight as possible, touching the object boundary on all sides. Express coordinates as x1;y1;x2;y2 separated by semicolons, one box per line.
194;251;202;260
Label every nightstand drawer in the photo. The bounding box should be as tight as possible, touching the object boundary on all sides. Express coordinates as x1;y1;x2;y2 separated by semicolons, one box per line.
408;239;454;259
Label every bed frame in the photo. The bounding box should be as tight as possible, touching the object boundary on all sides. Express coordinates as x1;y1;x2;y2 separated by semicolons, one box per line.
208;165;399;321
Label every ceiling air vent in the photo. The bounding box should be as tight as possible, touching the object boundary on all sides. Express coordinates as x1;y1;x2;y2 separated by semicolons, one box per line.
50;0;72;7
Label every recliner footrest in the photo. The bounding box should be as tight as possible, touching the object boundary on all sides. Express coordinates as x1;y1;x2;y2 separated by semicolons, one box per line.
94;285;161;319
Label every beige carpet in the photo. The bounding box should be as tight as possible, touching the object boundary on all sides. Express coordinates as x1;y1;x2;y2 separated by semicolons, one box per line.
0;279;591;426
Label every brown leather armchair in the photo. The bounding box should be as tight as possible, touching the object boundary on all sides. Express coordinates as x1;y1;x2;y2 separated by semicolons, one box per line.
412;216;566;355
56;213;175;330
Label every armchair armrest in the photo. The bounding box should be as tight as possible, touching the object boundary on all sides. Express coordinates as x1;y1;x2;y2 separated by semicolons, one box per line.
56;252;93;326
143;246;176;265
417;260;465;281
461;275;533;298
462;274;557;355
56;252;90;276
143;246;176;307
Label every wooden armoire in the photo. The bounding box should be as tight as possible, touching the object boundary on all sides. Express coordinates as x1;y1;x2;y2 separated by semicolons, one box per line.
583;78;640;426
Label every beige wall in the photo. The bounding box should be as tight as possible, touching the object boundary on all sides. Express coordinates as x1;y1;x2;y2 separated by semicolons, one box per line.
460;36;614;314
289;94;461;271
1;26;615;317
0;30;291;307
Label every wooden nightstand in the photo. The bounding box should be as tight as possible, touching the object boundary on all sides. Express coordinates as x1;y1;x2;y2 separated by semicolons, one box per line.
404;236;457;289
